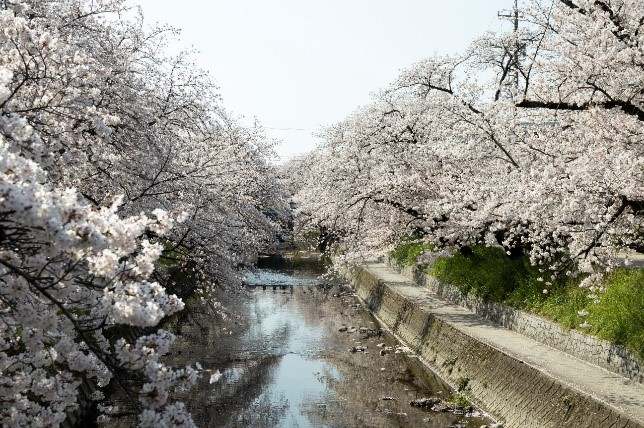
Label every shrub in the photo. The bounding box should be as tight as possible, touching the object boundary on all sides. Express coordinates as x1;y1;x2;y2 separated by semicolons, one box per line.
429;246;549;303
588;269;644;359
389;239;435;266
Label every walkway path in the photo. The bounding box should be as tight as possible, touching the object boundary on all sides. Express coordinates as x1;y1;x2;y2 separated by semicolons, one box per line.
358;260;644;427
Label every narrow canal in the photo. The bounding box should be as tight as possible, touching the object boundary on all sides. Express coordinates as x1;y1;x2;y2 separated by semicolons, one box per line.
165;256;493;427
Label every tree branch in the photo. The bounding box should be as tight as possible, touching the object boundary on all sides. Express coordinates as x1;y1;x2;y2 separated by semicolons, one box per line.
516;99;644;121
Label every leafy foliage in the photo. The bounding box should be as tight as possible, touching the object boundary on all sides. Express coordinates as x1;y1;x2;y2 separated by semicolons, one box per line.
430;246;544;302
388;239;435;267
587;269;644;359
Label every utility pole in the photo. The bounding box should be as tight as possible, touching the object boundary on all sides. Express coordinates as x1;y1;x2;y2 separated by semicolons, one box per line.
498;0;521;94
498;0;522;162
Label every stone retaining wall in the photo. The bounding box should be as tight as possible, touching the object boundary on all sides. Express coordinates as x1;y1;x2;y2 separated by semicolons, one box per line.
385;257;643;385
341;263;643;428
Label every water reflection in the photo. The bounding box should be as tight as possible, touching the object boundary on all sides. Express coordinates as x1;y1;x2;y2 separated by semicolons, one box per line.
165;264;493;427
257;354;338;427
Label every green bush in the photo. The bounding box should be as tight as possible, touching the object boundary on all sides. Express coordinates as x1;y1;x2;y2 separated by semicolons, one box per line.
587;269;644;359
389;239;434;266
429;246;551;304
428;246;592;326
529;281;593;330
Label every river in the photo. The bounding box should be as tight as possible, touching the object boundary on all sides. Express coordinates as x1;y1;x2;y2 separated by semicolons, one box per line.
161;256;493;427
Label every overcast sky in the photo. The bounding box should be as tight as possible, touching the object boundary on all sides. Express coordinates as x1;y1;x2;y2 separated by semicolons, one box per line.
131;1;513;162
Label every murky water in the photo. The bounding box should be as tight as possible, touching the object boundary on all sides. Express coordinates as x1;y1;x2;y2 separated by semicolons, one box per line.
164;258;493;427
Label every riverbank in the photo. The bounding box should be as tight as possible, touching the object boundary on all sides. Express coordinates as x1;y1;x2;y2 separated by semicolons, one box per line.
339;260;644;428
390;242;644;364
387;255;643;384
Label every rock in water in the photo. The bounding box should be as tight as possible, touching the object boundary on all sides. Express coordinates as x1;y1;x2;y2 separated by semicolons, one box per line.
409;397;442;408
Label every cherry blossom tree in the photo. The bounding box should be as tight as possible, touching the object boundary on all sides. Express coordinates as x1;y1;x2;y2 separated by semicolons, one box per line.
293;0;643;286
1;0;286;425
1;0;285;283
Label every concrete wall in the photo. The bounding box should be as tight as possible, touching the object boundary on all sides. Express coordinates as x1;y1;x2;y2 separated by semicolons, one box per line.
385;257;643;385
342;264;643;428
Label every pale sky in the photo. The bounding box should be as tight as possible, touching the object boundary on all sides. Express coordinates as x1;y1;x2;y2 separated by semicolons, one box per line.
131;1;513;162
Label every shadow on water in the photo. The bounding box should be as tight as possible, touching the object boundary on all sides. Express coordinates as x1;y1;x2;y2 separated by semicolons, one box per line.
256;252;329;273
163;257;493;427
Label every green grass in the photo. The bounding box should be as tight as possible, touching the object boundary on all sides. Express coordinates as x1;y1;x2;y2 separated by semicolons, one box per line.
388;239;435;266
587;269;644;355
391;241;644;360
429;246;559;304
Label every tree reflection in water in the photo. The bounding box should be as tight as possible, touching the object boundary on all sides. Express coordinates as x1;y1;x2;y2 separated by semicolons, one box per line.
160;262;493;427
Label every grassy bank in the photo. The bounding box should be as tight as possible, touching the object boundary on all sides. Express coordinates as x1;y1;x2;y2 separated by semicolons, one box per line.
389;242;644;360
388;238;435;267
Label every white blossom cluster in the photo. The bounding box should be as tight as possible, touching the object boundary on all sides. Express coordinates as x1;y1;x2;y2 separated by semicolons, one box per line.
0;130;194;424
0;0;287;426
292;0;644;286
